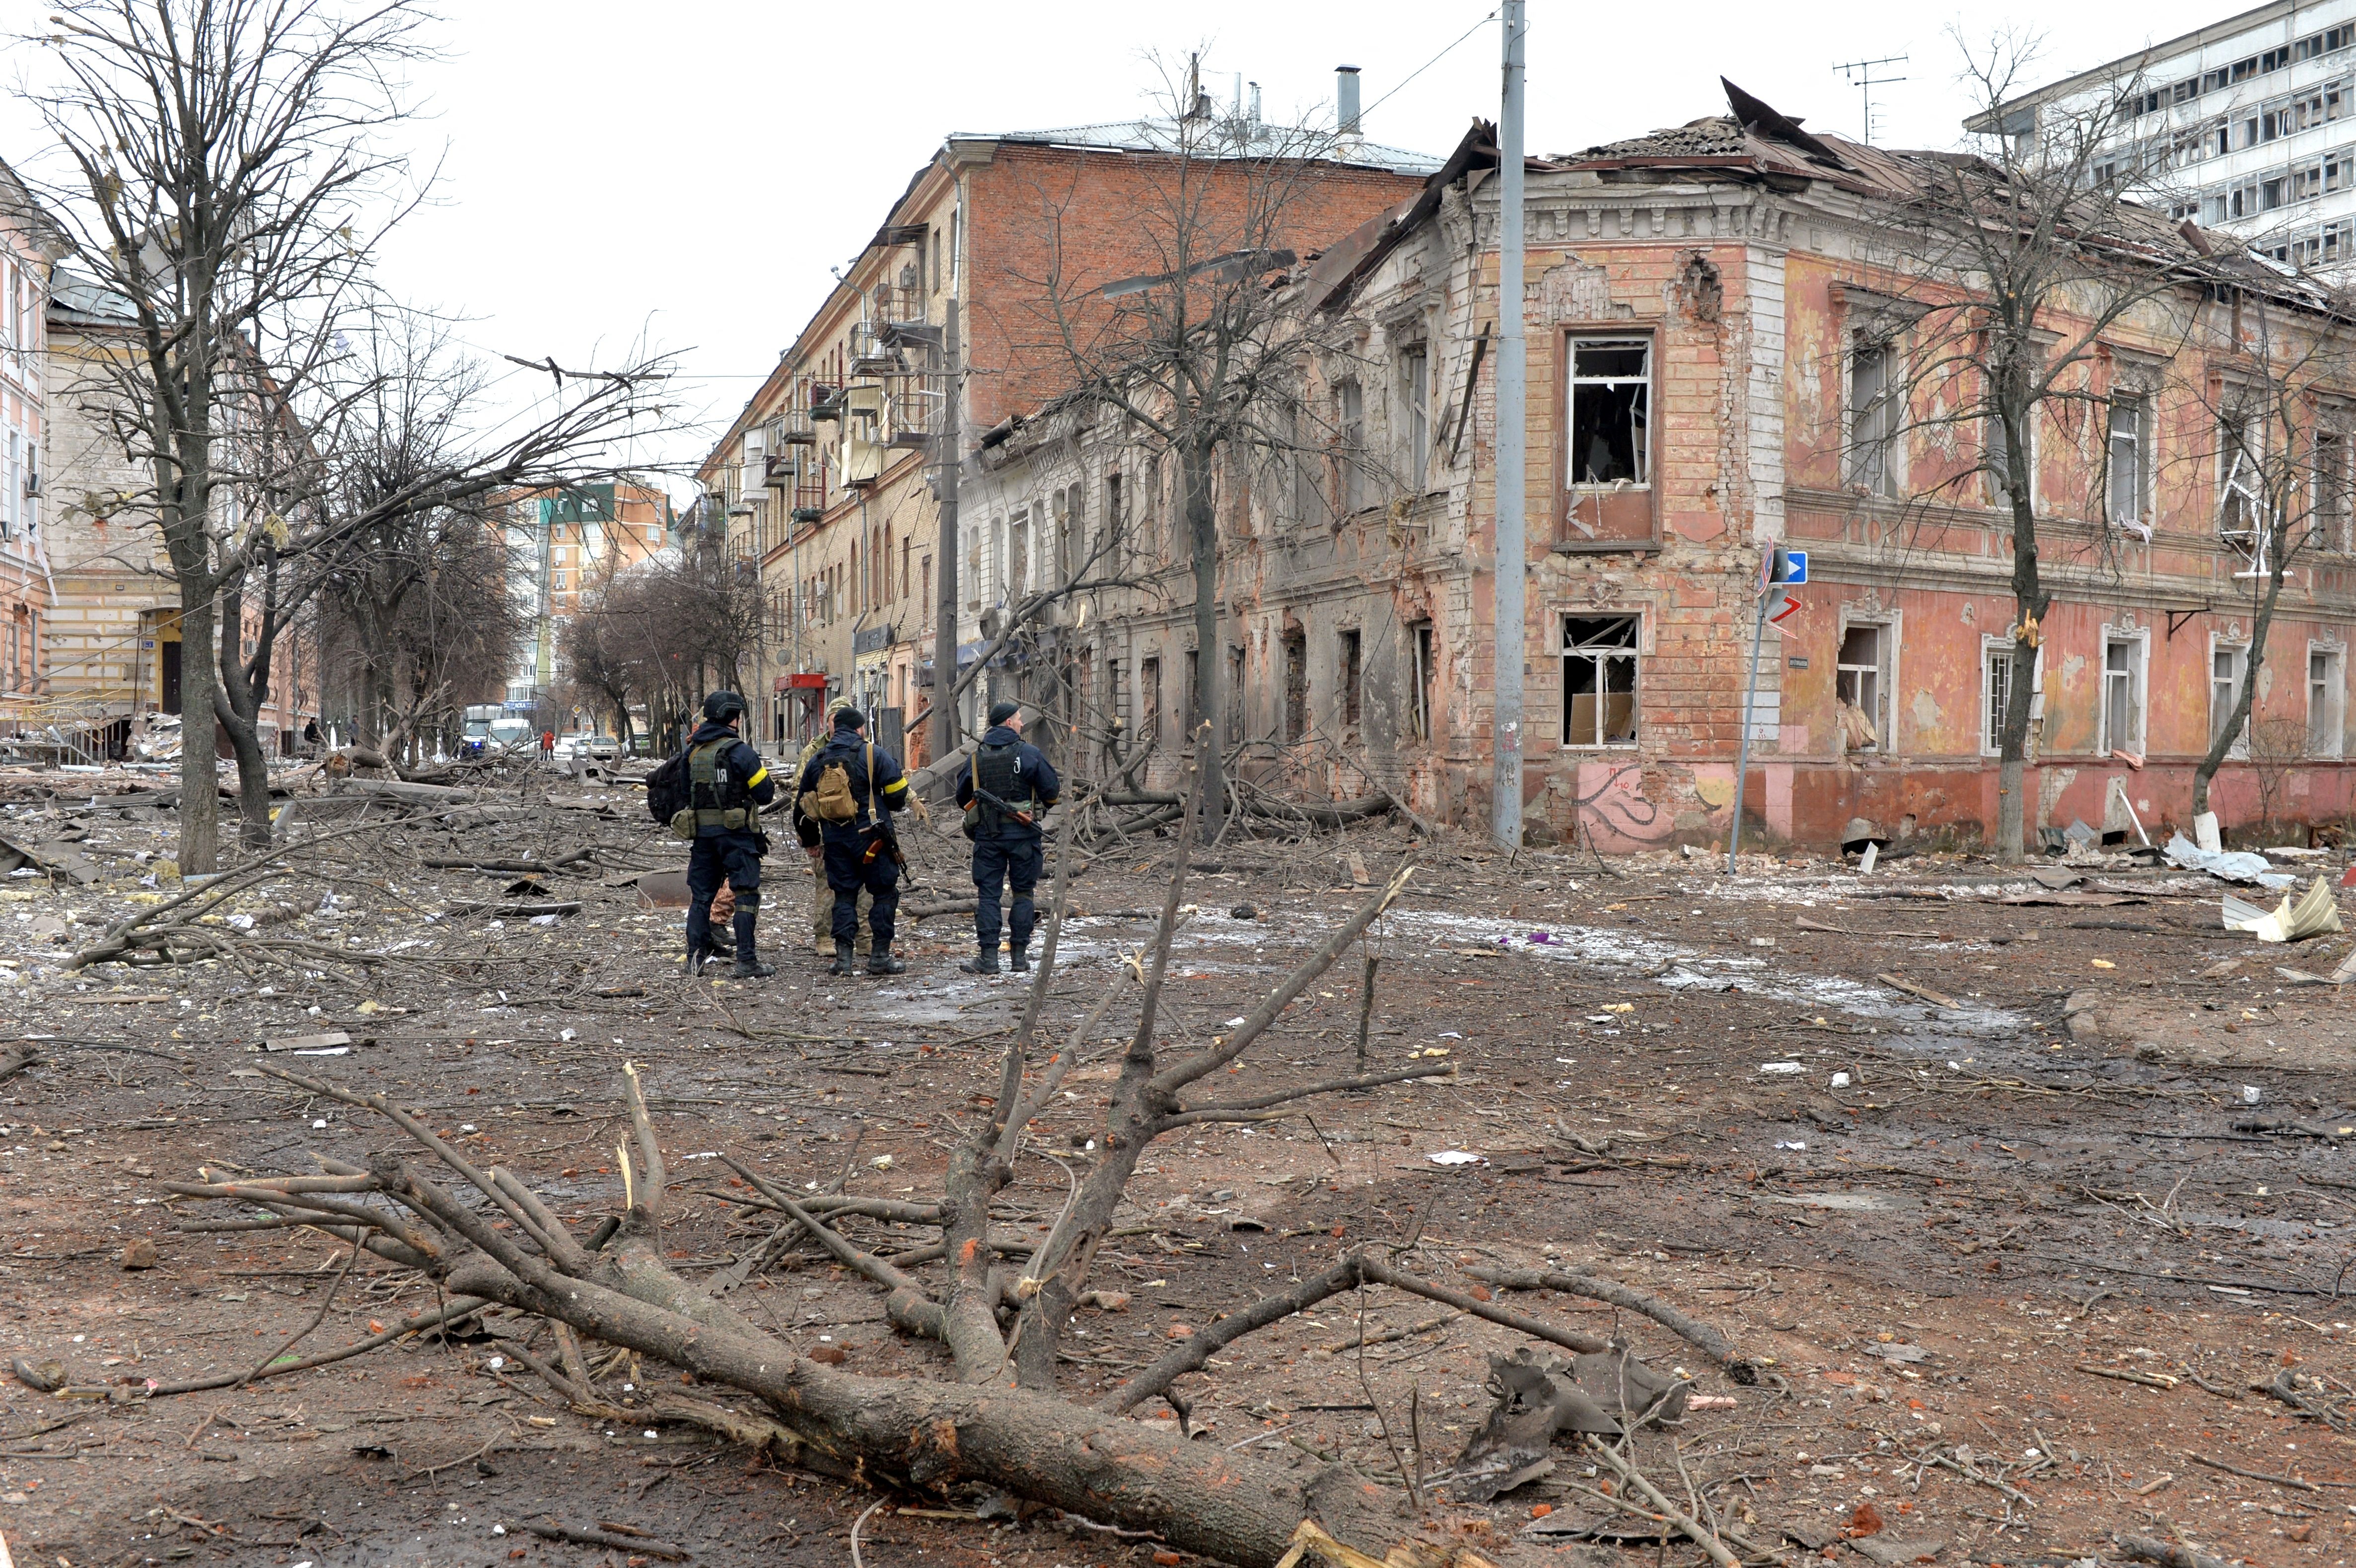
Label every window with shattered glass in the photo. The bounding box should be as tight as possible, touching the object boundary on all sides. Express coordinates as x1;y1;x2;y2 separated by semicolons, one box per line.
1563;615;1639;747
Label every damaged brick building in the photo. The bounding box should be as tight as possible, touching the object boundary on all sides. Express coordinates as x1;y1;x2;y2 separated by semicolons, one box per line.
980;80;2356;849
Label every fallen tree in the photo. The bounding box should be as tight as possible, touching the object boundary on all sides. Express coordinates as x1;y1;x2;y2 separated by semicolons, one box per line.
139;763;1749;1564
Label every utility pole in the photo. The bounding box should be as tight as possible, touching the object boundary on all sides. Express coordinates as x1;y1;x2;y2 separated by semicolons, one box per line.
1491;0;1528;852
930;298;962;765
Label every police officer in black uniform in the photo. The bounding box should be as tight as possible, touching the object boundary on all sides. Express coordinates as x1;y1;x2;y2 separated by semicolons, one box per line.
955;700;1061;974
680;691;778;980
794;705;912;976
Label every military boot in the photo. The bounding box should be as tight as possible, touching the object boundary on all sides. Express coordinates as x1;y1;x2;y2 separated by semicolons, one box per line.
1006;938;1033;974
959;945;999;975
866;940;906;976
730;913;774;981
829;940;857;976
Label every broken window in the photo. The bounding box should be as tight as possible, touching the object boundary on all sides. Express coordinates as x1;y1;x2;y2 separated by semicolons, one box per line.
1184;649;1201;740
1563;615;1638;748
1408;622;1434;740
2219;410;2263;542
2107;397;2146;526
1567;339;1649;487
1400;346;1429;492
2211;641;2250;752
1008;509;1030;601
1103;471;1123;554
1105;658;1127;764
1337;628;1362;729
1282;628;1309;743
2102;636;2146;756
1140;656;1161;749
2311;645;2346;757
1851;336;1900;497
1336;378;1367;515
1228;644;1247;749
1835;624;1887;753
2313;429;2351;550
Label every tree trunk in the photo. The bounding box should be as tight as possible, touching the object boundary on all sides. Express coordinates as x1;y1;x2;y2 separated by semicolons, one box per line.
1994;419;2048;865
175;593;221;874
2193;559;2290;820
1183;442;1223;836
214;572;276;850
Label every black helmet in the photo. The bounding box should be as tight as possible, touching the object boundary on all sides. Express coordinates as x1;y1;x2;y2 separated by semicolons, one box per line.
703;691;748;723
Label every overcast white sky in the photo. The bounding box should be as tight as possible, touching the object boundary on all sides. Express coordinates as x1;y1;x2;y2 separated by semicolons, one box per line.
3;0;2236;483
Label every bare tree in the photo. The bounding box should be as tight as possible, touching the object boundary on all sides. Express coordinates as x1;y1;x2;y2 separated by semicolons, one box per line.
1012;64;1378;834
1851;40;2212;859
2181;283;2354;827
23;0;435;870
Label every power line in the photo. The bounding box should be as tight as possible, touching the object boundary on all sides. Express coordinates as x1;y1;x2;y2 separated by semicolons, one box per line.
1360;8;1499;125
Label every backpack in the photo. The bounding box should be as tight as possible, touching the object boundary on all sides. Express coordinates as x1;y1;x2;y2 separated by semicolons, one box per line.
646;748;693;834
802;745;862;824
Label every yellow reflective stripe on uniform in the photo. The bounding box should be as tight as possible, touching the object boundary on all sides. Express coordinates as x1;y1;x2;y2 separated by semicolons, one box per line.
881;776;908;794
746;766;769;787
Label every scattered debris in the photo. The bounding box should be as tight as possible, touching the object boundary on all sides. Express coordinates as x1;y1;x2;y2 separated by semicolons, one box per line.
2222;875;2342;943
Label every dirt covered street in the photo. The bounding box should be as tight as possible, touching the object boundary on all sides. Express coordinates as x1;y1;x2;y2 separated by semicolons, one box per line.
2;770;2354;1568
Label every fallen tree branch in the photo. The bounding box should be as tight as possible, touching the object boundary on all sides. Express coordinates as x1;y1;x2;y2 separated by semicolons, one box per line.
1465;1266;1757;1384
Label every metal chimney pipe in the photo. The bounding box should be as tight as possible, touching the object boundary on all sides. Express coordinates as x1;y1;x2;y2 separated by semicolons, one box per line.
1336;65;1361;135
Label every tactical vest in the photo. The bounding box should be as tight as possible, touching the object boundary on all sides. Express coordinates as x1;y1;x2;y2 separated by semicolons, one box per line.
975;742;1030;826
688;739;754;832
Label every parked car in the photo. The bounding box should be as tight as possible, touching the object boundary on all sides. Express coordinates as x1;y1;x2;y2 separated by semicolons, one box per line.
580;734;620;762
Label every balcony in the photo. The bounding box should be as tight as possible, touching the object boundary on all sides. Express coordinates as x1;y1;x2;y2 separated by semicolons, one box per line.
790;469;827;523
777;409;817;446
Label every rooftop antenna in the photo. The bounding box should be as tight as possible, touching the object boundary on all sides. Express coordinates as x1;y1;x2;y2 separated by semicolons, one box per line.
1834;53;1909;144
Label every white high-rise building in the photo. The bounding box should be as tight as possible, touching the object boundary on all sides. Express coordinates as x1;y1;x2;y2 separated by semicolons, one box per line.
1984;1;2356;270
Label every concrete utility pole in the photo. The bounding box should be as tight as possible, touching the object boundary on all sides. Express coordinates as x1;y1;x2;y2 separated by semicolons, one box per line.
931;298;962;764
1491;0;1528;852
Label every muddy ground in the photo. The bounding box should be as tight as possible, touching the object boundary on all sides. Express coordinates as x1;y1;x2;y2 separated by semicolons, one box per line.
2;767;2354;1568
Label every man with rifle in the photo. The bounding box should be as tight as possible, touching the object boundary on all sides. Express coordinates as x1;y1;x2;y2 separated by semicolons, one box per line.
955;700;1061;974
794;704;912;976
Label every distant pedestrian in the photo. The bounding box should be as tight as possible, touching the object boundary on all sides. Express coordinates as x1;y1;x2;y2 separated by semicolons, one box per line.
540;729;556;759
955;701;1060;973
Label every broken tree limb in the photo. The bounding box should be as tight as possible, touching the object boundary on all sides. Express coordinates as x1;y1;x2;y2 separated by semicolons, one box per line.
1111;1257;1367;1413
1464;1266;1758;1384
161;1063;1412;1568
1351;1257;1609;1356
1581;1437;1743;1568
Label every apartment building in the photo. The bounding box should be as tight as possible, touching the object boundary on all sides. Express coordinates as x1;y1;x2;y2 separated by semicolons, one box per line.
695;78;1434;764
1984;0;2356;270
977;83;2356;849
499;480;673;716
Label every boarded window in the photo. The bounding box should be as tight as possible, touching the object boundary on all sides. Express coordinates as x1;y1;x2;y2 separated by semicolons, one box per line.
1563;616;1638;747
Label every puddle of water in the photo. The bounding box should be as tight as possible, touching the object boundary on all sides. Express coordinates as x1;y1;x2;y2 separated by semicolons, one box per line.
1769;1191;1917;1212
